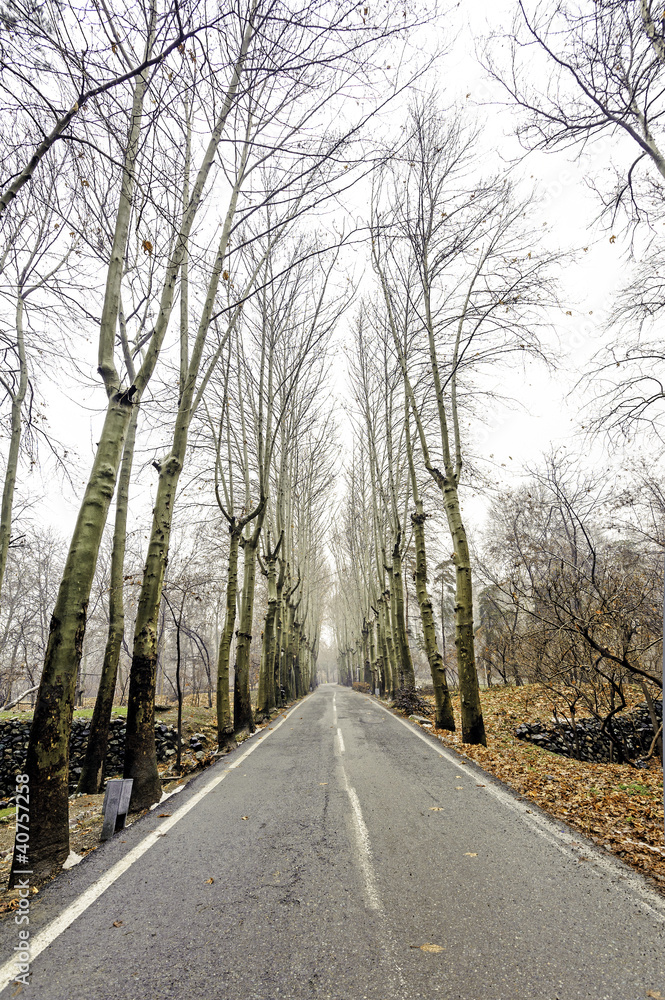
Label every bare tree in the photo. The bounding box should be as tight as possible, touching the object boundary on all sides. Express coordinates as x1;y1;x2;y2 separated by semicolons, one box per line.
0;161;78;606
485;1;665;438
481;454;662;761
371;98;559;744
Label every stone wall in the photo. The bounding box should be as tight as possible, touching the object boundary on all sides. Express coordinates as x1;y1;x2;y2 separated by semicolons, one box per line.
0;717;211;802
514;700;662;765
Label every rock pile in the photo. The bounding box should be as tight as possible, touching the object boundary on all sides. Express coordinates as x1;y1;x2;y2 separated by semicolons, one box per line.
514;700;662;765
0;717;212;800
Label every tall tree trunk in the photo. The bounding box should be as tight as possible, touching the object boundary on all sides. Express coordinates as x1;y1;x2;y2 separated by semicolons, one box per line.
10;394;134;883
9;23;174;877
256;554;278;721
216;528;241;748
376;603;386;694
362;620;371;685
368;619;377;693
292;619;303;697
391;534;415;690
233;528;262;734
273;583;285;703
78;405;139;792
281;598;292;697
442;481;486;745
284;602;296;697
382;593;397;697
124;455;182;810
411;505;455;730
0;294;28;607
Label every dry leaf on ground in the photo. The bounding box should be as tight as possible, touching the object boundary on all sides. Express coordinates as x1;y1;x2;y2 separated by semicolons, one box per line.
398;684;664;893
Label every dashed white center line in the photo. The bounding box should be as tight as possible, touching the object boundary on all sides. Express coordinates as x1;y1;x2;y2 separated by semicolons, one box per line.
339;765;380;911
336;727;345;754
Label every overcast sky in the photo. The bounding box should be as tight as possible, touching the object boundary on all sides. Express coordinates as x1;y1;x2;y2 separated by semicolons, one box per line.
28;0;640;544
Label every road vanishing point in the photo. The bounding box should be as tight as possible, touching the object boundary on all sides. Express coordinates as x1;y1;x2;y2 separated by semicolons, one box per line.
0;685;663;999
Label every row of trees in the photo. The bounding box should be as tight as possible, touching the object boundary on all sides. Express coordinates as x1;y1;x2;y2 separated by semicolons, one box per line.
2;0;665;885
0;0;427;882
331;98;559;744
333;0;665;770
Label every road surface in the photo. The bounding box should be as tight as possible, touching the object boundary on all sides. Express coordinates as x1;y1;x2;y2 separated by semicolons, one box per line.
0;684;664;999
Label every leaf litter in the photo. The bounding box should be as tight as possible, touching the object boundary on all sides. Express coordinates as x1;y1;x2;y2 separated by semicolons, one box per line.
394;684;664;893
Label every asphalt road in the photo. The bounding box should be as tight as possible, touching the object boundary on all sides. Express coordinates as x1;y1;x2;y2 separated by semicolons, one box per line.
1;684;664;999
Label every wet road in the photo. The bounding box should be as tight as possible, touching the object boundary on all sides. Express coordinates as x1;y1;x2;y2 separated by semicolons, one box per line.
0;684;664;999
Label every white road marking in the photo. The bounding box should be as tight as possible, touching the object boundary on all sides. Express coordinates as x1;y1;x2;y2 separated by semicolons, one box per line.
339;764;380;911
365;694;665;924
0;698;309;994
335;701;408;992
336;727;345;754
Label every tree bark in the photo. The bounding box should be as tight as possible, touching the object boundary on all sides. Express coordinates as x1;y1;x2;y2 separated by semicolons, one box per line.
412;506;455;730
391;535;415;690
124;455;182;810
78;405;138;792
9;394;134;883
233;525;262;734
442;480;486;745
216;528;240;748
256;553;278;721
362;620;371;685
383;591;397;697
0;294;28;606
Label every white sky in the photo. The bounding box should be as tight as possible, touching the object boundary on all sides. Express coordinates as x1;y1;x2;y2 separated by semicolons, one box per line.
22;0;640;544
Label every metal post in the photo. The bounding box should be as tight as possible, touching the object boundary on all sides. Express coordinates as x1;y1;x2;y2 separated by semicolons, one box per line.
101;778;134;841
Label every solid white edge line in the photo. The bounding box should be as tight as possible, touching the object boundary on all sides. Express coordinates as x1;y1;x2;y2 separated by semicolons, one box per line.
361;693;665;924
0;696;310;993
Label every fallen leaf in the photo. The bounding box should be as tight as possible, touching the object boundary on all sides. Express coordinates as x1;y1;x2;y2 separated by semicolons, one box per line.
241;816;249;821
429;807;443;811
646;992;664;999
455;786;464;790
319;782;328;785
112;920;123;928
410;943;444;953
157;813;171;818
476;784;486;787
464;853;478;857
204;878;214;884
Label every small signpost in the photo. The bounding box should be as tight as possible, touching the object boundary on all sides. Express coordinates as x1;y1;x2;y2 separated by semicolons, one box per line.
101;778;133;841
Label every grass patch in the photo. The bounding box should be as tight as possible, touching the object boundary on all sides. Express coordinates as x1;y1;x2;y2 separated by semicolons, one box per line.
0;706;128;723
